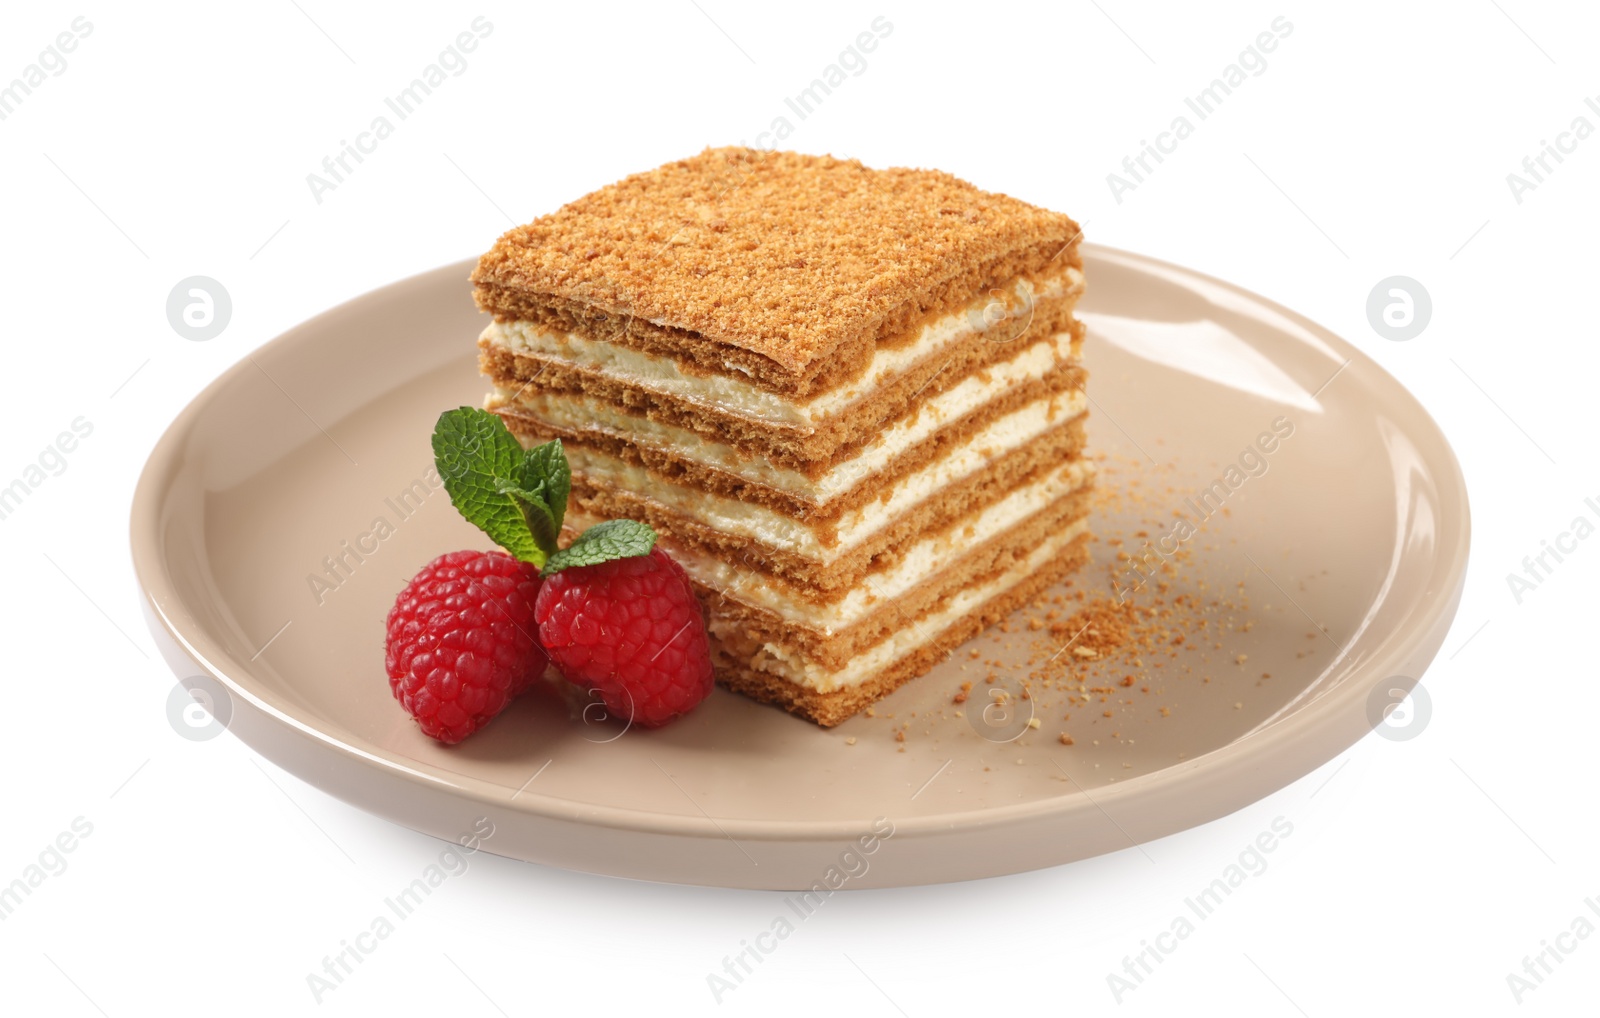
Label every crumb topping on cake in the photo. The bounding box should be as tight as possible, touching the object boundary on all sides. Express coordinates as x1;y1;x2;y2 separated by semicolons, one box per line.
471;147;1082;375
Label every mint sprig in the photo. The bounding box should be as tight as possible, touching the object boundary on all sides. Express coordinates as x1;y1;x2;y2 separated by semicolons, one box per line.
543;519;657;574
432;407;657;575
495;480;562;556
432;407;547;565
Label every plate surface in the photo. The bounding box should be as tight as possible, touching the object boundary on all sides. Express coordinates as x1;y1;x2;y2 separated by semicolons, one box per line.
132;246;1469;889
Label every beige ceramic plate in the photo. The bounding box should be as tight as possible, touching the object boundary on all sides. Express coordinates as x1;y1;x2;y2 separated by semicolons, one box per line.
132;246;1469;888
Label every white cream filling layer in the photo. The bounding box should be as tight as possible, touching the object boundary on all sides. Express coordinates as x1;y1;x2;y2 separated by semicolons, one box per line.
720;521;1090;693
562;390;1089;559
483;267;1083;428
496;329;1083;505
568;458;1092;635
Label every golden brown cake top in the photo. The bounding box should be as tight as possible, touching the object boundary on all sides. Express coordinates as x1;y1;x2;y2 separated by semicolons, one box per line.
472;147;1081;376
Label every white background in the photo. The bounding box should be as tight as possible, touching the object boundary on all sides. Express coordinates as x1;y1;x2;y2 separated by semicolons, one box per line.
2;1;1597;1014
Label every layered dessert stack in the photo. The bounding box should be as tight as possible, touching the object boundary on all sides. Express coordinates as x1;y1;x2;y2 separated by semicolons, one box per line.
472;148;1091;725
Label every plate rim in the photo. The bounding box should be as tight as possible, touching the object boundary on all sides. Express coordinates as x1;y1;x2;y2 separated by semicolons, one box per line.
130;243;1472;844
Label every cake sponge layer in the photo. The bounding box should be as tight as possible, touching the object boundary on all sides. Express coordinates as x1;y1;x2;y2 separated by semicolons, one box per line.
714;533;1091;726
546;416;1089;594
693;483;1093;669
485;317;1086;472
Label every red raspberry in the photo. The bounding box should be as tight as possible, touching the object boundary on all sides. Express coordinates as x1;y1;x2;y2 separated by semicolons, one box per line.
534;547;714;727
385;550;548;744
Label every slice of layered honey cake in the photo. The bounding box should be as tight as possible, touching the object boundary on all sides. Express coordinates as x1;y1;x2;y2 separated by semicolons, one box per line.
472;147;1090;725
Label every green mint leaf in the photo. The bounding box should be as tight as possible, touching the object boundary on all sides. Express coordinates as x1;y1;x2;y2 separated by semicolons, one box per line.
521;438;571;534
541;519;658;576
432;407;548;564
495;480;562;560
